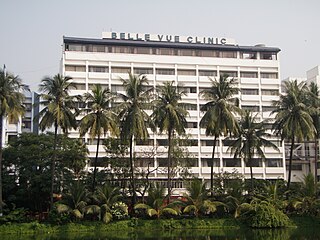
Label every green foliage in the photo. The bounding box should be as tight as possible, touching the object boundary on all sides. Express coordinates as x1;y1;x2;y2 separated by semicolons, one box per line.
0;208;28;224
237;200;290;228
110;202;128;220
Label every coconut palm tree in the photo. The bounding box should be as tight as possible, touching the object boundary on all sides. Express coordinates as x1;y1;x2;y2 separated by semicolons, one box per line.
79;84;118;192
38;74;78;208
307;82;320;183
272;80;315;189
0;67;26;215
228;110;279;191
151;81;188;202
118;73;154;205
200;74;240;192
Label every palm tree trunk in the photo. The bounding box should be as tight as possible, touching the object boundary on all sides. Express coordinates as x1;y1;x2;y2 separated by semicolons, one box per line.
0;115;3;216
250;165;253;192
167;129;172;204
210;134;218;195
287;136;295;190
92;134;100;192
315;138;318;184
129;135;136;205
50;122;58;209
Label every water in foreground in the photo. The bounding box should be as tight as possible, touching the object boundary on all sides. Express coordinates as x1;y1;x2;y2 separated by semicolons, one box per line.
2;227;320;240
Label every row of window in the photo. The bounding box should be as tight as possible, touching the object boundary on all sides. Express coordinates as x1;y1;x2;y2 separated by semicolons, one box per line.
65;65;278;79
241;89;278;95
91;156;283;168
65;44;277;60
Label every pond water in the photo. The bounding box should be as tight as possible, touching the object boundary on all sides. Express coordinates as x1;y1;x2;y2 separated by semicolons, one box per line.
2;228;320;240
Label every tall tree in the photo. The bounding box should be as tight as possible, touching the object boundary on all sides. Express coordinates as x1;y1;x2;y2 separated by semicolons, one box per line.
307;82;320;183
0;67;26;216
79;84;118;192
200;74;240;192
228;111;279;191
151;81;188;202
272;80;315;189
38;74;78;208
118;73;154;205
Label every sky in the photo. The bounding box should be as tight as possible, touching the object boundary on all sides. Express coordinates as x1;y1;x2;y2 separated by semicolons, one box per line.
0;0;319;91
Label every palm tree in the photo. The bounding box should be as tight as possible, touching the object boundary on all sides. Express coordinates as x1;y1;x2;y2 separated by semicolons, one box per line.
134;183;180;218
151;81;188;202
307;82;320;183
79;84;118;192
118;73;154;205
38;74;78;208
0;67;26;216
200;74;240;192
228;111;279;191
272;80;315;189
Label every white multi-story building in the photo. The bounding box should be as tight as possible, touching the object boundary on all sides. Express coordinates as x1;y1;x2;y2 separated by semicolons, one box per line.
1;91;39;146
61;32;285;191
282;66;320;182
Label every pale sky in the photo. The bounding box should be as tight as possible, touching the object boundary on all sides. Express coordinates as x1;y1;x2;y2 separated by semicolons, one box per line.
1;0;319;91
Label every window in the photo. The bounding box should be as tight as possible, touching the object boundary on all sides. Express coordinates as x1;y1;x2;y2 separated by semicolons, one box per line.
261;89;278;95
223;139;235;146
112;67;131;74
201;50;219;57
287;164;302;170
67;44;85;51
240;72;258;78
220;71;238;77
199;70;217;77
201;140;219;146
261;72;278;79
177;69;196;76
92;45;106;52
157;139;168;146
242;105;259;111
261;52;277;60
65;65;86;72
134;68;153;75
241;88;259;95
158;158;168;167
24;103;32;111
201;158;220;167
184;104;197;111
111;84;124;92
22;118;31;129
8;135;17;144
89;66;108;73
266;158;283;167
262;106;277;112
158;48;174;55
136;47;151;54
220;51;237;58
156;68;175;75
136;139;154;145
135;158;154;167
180;49;194;56
74;83;86;90
75;102;86;109
181;139;198;146
223;158;241;167
190;87;197;93
245;158;262;167
187;122;198;128
241;52;257;59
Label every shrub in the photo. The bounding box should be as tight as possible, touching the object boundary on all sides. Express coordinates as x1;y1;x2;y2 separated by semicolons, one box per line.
237;201;290;228
111;202;128;220
0;208;28;224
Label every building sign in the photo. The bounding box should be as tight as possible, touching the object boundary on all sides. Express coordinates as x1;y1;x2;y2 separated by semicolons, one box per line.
102;32;236;45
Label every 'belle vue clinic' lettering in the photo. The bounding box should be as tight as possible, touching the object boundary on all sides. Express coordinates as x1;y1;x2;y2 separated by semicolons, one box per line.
109;32;228;45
